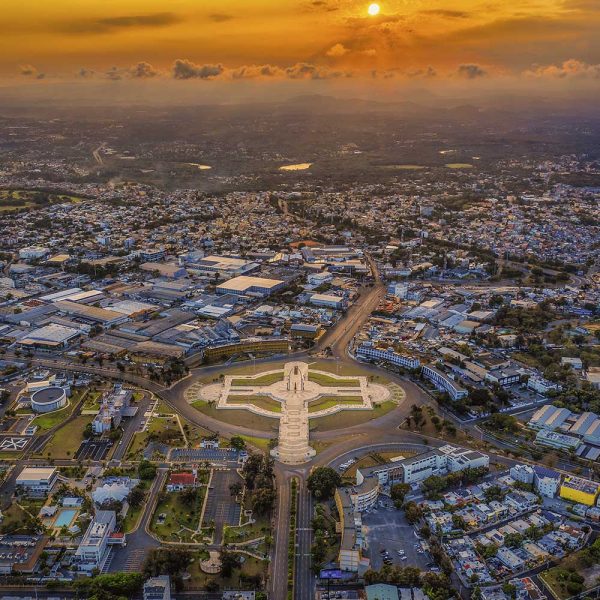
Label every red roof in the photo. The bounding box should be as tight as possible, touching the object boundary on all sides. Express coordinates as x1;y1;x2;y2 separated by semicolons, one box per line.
168;472;196;486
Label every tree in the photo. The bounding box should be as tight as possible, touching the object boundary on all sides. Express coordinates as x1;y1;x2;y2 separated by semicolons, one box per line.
251;487;276;515
220;550;241;578
138;460;157;480
403;501;423;525
307;467;341;500
390;483;411;507
230;436;246;451
128;486;145;508
180;487;198;507
503;532;523;548
229;481;243;498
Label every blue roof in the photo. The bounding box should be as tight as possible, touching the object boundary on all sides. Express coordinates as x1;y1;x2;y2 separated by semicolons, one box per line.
533;465;560;479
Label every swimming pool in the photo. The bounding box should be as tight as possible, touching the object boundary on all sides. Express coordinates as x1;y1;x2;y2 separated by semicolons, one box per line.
54;509;77;528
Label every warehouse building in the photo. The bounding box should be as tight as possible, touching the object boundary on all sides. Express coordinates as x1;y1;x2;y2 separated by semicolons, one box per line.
216;276;285;298
17;323;81;350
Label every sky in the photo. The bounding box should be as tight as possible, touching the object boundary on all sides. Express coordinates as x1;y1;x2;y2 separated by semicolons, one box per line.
1;0;599;96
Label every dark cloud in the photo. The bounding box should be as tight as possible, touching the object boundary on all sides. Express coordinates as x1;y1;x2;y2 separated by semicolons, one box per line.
172;59;225;80
419;9;470;18
58;13;180;35
456;64;487;79
130;61;159;78
170;59;350;81
209;13;234;22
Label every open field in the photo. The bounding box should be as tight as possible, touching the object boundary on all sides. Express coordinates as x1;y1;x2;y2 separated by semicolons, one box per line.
31;402;74;430
231;372;283;386
307;372;360;387
227;395;282;413
126;415;184;459
38;415;94;459
191;401;278;432
151;481;208;542
311;400;397;430
308;396;364;413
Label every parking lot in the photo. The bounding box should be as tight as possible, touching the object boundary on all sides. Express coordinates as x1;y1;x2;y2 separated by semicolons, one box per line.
362;498;432;571
202;469;243;544
75;439;113;460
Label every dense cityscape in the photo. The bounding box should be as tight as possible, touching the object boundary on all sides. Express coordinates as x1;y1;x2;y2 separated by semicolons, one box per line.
1;1;600;598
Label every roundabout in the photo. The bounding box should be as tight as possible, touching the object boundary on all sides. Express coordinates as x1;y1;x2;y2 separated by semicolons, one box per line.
184;360;403;464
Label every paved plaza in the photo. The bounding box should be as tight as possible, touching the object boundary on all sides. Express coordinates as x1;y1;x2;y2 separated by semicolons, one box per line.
185;361;396;464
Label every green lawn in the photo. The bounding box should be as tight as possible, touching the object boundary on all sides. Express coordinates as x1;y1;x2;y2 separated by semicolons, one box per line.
82;391;103;411
126;416;184;459
231;372;283;387
191;401;279;432
31;403;74;430
308;396;364;413
151;486;207;542
307;372;360;387
227;395;282;413
39;415;94;459
223;513;271;544
311;400;397;430
186;553;268;591
239;435;274;453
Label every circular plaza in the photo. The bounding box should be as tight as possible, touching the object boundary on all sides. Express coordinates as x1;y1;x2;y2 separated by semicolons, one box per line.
185;361;405;464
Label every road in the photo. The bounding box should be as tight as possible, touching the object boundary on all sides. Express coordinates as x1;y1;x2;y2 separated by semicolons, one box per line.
2;257;577;599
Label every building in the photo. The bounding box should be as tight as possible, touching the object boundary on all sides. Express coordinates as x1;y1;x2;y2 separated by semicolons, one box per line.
166;472;197;492
186;254;259;277
308;293;345;309
366;584;400;600
510;465;534;485
334;487;365;572
143;576;171;600
356;445;489;487
559;476;600;507
527;377;560;396
535;429;580;451
92;385;133;434
202;337;289;362
30;386;67;413
533;466;561;498
216;276;285;297
18;246;49;260
528;405;571;431
75;510;117;572
0;535;47;574
422;365;468;400
16;467;58;495
17;323;81;350
356;343;420;370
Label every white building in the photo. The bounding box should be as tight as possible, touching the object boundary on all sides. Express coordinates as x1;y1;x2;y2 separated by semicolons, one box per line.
422;365;468;400
18;246;49;260
356;343;420;370
510;464;534;485
16;467;58;495
533;466;561;498
527;377;560;396
75;510;117;572
308;293;345;309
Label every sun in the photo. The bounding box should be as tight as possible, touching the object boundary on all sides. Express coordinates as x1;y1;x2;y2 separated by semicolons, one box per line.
368;3;381;16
